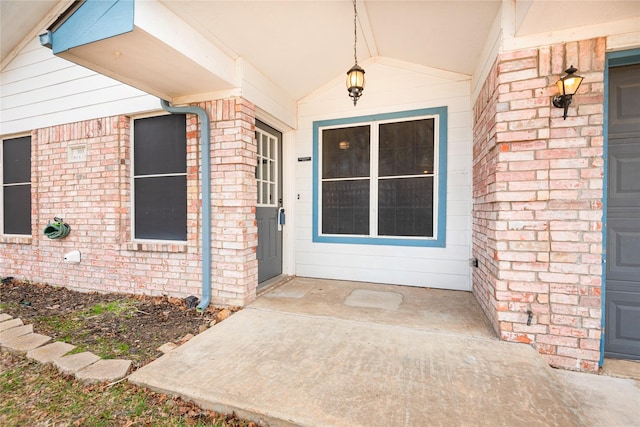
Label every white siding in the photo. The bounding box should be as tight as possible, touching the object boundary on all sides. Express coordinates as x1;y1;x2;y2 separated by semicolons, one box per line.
294;59;473;291
1;38;158;136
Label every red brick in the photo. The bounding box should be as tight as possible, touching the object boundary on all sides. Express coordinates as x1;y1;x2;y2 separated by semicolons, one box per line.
536;343;556;355
501;331;533;344
551;314;580;327
472;40;605;372
495;291;537;303
537;334;578;348
508;281;549;293
496;130;538;143
550;293;579;306
557;346;599;361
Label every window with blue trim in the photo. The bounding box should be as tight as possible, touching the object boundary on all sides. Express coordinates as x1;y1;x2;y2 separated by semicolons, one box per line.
313;107;447;247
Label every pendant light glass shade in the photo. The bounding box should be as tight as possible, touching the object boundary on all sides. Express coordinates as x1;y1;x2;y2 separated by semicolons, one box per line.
556;74;583;96
552;65;584;120
346;64;365;106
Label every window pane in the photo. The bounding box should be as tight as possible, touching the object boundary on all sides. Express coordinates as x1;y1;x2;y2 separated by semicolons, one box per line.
322;180;369;235
135;176;187;240
379;119;434;177
3;185;31;235
378;177;433;237
322;126;370;179
134;115;186;176
3;136;31;184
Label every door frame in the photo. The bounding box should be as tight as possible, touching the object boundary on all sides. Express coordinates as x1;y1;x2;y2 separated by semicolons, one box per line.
601;47;640;365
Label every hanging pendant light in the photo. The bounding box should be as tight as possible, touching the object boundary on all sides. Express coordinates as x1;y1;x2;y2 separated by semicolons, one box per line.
346;0;365;106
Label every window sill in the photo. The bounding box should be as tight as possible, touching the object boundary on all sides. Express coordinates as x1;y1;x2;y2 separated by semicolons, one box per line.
1;235;32;245
124;241;187;253
314;235;445;248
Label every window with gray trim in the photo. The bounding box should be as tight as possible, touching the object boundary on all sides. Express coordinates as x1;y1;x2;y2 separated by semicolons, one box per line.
2;136;32;235
133;114;187;241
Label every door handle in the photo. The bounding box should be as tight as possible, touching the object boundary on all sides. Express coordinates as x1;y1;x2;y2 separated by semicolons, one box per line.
277;207;285;231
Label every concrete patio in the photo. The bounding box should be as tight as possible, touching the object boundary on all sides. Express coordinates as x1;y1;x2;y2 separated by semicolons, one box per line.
128;278;639;426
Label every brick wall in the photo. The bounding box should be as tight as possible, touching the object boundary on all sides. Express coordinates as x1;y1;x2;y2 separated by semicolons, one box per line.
472;38;605;372
1;97;258;307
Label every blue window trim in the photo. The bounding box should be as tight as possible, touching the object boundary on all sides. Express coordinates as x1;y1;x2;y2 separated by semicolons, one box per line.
600;48;640;366
312;106;448;247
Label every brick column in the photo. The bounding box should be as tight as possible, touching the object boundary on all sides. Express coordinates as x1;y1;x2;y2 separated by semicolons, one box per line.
205;98;258;306
473;38;605;372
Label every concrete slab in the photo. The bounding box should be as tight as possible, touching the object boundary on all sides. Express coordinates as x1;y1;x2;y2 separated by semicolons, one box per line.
130;278;639;426
0;324;33;343
254;278;496;339
76;359;132;384
0;318;23;332
344;289;403;310
54;351;100;375
2;332;51;352
130;308;584;427
27;341;76;364
554;369;640;427
0;313;13;322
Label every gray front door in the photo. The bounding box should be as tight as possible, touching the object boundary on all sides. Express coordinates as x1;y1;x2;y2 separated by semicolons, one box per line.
605;63;640;359
256;120;283;284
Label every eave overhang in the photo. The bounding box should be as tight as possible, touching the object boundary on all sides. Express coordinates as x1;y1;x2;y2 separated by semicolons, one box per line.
40;0;238;102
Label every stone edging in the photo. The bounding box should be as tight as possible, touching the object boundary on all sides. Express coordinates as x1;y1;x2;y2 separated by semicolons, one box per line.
0;313;131;384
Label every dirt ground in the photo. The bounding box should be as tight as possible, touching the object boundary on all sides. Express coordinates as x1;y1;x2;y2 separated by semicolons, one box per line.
0;277;240;369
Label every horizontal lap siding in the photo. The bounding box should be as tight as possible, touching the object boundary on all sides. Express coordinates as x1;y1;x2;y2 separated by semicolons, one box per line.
1;39;157;136
296;61;473;291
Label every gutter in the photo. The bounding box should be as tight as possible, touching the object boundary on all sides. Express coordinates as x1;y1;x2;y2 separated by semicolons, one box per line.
161;99;211;312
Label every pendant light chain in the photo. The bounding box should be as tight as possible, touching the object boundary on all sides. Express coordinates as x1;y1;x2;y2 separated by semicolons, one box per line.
346;0;365;106
353;0;358;66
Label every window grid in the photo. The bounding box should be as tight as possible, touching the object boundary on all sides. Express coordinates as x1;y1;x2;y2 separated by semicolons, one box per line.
318;114;439;241
256;128;279;207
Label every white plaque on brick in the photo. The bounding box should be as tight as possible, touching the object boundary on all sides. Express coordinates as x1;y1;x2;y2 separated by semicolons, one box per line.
68;144;87;163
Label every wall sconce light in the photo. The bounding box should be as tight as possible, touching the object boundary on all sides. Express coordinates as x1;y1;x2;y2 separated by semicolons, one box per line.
552;65;584;120
346;0;365;106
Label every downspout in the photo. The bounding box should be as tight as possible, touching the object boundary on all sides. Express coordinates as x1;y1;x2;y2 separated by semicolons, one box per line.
161;99;211;311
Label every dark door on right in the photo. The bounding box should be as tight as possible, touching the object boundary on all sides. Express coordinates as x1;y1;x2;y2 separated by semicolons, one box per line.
605;63;640;360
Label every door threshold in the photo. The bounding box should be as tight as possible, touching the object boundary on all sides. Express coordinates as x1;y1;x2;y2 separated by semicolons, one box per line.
602;358;640;381
257;275;294;296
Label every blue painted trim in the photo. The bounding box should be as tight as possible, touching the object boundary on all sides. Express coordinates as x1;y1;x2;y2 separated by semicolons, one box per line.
52;0;134;54
160;100;211;312
600;48;640;366
312;107;448;248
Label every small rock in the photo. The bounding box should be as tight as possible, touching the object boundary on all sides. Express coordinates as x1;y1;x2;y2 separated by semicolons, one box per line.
198;324;208;334
216;308;231;322
209;319;217;327
178;333;194;344
157;342;178;354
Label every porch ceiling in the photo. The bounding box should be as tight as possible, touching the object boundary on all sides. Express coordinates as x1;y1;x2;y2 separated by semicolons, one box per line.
1;1;639;103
